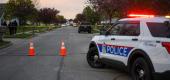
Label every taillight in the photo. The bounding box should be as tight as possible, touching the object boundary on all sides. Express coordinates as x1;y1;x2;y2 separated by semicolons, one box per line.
162;42;170;54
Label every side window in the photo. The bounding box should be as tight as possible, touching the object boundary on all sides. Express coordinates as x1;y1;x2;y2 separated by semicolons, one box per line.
109;23;140;36
109;23;124;35
147;22;170;38
119;23;140;36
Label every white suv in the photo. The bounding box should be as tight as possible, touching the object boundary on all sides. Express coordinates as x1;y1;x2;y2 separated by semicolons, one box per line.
87;16;170;80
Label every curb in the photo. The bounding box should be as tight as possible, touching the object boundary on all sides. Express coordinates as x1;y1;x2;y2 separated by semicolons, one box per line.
0;42;13;49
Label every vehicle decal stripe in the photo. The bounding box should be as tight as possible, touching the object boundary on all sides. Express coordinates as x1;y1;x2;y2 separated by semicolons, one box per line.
97;44;133;57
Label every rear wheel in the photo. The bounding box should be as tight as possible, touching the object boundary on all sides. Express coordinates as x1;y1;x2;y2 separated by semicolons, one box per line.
87;27;92;33
88;30;91;33
87;47;104;68
130;58;152;80
78;29;81;33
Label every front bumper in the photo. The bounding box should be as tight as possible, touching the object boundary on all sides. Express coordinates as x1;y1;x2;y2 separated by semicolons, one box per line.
153;71;170;80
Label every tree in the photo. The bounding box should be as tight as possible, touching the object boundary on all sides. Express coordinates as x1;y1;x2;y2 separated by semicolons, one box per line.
89;0;127;24
38;8;59;25
127;0;170;15
69;19;73;22
5;0;37;25
127;0;156;15
55;15;67;24
152;0;170;15
82;6;101;24
89;0;170;23
74;13;86;23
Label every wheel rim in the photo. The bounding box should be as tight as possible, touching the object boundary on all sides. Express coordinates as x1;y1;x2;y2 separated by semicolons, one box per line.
134;64;145;80
88;51;100;66
89;54;99;63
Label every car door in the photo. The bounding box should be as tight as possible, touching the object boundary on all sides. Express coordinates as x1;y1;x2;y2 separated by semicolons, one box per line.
101;21;141;64
99;23;125;58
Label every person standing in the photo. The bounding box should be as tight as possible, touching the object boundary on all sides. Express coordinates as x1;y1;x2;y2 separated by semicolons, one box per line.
13;21;18;34
0;21;7;41
8;22;13;35
2;21;7;26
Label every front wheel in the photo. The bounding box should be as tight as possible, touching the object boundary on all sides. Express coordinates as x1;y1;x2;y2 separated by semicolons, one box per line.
130;58;152;80
87;47;104;68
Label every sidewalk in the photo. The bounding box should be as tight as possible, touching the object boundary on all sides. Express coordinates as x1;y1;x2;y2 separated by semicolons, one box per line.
0;41;12;50
0;38;29;55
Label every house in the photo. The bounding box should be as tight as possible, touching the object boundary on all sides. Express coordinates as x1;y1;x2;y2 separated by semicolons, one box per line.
0;3;5;26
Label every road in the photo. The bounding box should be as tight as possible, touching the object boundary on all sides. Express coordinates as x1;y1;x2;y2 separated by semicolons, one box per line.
0;26;130;80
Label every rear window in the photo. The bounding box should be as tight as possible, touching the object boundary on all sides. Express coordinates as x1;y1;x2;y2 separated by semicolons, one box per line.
147;22;170;38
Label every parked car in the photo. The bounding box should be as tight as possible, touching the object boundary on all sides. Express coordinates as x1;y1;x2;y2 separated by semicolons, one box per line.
78;22;92;33
61;24;67;27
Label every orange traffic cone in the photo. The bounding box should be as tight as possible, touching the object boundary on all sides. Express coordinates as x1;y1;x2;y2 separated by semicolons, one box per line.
60;41;67;57
29;41;35;56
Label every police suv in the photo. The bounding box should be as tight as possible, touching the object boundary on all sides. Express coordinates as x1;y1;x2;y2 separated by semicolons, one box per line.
87;14;170;80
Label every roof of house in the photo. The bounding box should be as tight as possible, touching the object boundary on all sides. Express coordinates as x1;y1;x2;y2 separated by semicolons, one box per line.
0;3;6;18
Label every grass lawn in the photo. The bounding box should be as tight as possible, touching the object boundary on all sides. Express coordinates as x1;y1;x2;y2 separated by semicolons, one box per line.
0;41;11;47
4;33;34;39
15;25;59;33
4;25;60;39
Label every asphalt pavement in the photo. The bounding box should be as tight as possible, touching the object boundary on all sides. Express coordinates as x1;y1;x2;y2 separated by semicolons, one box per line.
0;26;131;80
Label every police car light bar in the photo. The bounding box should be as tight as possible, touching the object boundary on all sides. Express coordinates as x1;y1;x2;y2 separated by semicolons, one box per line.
165;16;170;18
128;14;155;18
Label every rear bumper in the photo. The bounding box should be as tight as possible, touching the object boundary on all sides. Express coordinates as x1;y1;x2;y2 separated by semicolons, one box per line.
79;26;91;32
153;71;170;80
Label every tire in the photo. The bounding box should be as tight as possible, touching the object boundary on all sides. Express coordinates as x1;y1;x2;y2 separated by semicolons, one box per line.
130;58;152;80
78;29;81;33
88;27;92;33
88;30;92;33
87;47;104;68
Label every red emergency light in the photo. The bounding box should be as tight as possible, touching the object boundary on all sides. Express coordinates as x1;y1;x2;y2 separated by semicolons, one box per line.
162;42;170;55
128;14;155;18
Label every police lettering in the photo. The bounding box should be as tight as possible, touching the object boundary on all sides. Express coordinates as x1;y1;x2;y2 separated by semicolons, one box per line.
104;45;129;57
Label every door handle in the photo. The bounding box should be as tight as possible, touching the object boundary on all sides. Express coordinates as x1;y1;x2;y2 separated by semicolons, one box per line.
132;38;138;41
111;38;116;40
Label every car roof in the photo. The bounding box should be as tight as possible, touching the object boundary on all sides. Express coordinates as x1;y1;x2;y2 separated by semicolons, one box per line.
119;17;170;23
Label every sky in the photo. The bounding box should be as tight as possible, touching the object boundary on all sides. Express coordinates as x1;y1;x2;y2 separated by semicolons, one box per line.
0;0;87;19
